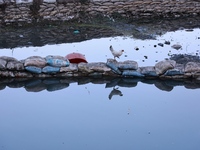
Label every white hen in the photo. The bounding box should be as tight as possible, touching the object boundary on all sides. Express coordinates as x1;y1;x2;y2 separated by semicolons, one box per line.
109;45;124;59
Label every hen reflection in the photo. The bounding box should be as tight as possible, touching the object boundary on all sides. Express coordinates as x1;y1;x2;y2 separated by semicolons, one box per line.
108;87;123;100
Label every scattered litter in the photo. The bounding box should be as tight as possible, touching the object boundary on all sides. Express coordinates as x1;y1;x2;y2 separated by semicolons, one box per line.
158;43;164;47
134;47;139;51
164;41;170;45
171;44;182;50
73;30;80;34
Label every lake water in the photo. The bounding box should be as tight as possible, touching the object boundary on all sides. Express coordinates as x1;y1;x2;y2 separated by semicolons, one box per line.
0;20;200;150
0;78;200;150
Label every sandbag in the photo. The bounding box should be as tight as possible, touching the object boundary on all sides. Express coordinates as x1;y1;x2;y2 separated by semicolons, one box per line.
25;66;42;74
0;59;6;70
46;57;70;67
122;70;144;77
24;56;46;67
106;62;121;75
117;60;138;70
164;69;184;76
42;66;60;74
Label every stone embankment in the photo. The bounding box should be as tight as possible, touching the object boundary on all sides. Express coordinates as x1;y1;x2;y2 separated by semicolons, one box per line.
1;54;200;80
0;0;200;25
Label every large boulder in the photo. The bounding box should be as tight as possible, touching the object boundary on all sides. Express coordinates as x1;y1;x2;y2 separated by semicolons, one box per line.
155;60;176;75
24;56;46;67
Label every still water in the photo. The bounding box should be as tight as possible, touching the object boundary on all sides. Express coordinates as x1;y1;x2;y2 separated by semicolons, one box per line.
0;28;200;66
0;22;200;149
0;79;200;150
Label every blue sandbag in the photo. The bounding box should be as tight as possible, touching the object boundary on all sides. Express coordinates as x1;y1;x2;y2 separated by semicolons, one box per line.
164;69;184;76
106;62;122;75
25;66;42;74
122;70;144;77
42;66;60;74
143;71;158;77
46;58;70;67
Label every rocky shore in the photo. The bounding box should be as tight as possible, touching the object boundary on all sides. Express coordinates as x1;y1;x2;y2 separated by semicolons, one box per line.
1;54;200;80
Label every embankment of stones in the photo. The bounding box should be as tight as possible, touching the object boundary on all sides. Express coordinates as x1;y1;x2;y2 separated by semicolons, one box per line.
0;0;200;25
1;54;200;80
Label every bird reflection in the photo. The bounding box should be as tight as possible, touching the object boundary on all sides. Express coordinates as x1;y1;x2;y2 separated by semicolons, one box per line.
108;87;123;100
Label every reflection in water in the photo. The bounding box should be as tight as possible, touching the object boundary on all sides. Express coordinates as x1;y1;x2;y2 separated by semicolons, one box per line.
1;77;200;150
1;77;200;94
108;87;123;100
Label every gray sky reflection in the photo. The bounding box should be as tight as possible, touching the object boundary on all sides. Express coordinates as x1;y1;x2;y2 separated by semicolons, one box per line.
0;82;200;150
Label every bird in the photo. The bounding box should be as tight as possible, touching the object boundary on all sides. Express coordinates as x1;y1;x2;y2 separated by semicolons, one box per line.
109;45;124;59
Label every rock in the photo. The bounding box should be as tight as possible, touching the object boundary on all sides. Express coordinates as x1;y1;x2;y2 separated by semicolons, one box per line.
140;66;158;77
24;56;46;67
185;62;200;73
155;60;176;75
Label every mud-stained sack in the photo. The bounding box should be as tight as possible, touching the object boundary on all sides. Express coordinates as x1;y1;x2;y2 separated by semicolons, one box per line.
25;66;42;74
46;58;70;67
42;66;60;74
24;56;46;67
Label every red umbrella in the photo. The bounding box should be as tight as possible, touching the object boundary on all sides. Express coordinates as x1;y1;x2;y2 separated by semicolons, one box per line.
65;52;88;64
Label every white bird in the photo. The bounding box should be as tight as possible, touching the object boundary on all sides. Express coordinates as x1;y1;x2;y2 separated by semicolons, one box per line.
109;45;124;59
